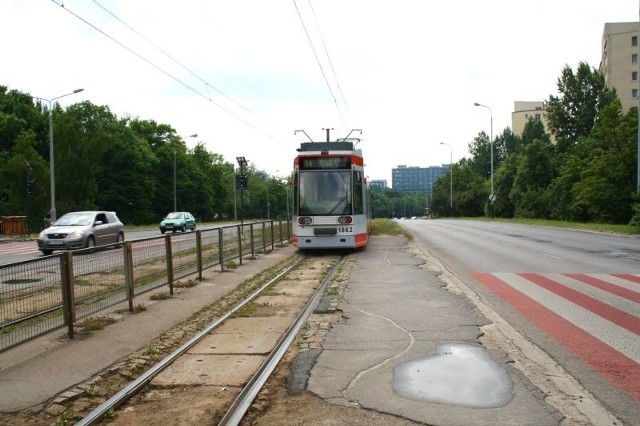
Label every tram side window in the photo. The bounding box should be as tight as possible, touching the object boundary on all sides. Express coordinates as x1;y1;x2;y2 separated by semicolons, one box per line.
353;170;364;214
293;175;299;215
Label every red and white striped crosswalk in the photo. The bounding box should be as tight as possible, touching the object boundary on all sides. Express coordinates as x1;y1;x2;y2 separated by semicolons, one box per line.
473;272;640;402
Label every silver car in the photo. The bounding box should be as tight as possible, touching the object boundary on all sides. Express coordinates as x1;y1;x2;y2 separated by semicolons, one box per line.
37;211;125;255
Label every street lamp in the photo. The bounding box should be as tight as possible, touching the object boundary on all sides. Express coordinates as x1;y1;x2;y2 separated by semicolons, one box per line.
174;133;197;212
23;88;84;222
440;142;453;211
474;102;494;213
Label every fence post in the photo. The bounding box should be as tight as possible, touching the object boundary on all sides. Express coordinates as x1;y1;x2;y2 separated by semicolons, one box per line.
196;230;203;281
165;235;174;295
278;219;283;245
250;223;255;258
262;221;266;253
60;252;75;339
219;227;224;272
287;218;291;243
271;219;275;250
123;241;134;313
237;224;243;266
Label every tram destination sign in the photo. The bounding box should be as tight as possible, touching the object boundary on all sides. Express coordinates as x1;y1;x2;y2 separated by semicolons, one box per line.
300;156;351;170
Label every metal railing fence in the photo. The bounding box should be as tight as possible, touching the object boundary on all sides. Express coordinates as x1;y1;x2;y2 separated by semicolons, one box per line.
0;220;290;352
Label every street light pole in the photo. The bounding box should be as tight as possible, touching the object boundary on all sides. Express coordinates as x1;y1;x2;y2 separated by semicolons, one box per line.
174;133;198;212
474;102;494;214
24;89;84;222
440;142;453;211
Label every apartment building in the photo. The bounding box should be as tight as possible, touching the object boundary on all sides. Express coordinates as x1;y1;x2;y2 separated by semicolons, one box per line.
392;164;450;194
512;101;548;137
600;22;640;111
369;179;388;190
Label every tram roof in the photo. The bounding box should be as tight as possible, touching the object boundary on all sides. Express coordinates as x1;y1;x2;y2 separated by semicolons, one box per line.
297;141;354;152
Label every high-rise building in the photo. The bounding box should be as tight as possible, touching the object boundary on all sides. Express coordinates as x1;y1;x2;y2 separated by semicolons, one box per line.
600;22;640;111
392;165;450;194
369;179;387;190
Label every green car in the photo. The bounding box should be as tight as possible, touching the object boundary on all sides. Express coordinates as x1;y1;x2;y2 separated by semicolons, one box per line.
159;212;196;233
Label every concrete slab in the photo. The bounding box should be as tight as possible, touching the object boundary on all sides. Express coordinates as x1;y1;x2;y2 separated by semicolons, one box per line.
152;354;265;387
306;236;562;426
187;315;295;355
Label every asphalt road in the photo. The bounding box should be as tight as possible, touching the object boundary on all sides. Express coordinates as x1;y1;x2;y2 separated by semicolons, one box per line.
398;219;640;425
0;228;202;265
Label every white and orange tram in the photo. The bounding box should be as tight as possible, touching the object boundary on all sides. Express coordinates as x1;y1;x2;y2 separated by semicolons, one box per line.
292;139;371;249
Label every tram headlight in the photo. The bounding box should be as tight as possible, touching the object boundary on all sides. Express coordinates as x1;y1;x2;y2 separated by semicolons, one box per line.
338;216;352;225
298;217;312;225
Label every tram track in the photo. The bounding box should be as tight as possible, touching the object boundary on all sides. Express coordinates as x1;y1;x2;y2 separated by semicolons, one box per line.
73;252;347;425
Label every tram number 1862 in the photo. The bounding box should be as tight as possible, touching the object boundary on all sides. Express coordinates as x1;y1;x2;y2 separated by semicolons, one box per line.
338;226;353;233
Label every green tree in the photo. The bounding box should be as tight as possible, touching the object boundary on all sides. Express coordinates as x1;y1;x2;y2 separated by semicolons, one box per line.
521;118;551;147
493;154;519;218
185;144;234;221
510;139;557;218
127;119;178;216
467;131;492;179
1;134;49;231
547;150;589;221
569;101;637;223
442;158;486;217
498;127;522;157
95;124;158;224
55;102;114;213
546;62;617;153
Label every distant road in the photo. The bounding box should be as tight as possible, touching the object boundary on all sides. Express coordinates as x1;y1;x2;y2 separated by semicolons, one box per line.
399;219;640;425
0;230;158;265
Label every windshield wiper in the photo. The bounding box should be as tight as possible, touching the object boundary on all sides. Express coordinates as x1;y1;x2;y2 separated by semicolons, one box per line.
328;197;347;215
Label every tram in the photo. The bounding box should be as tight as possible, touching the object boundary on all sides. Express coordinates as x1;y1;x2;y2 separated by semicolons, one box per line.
292;138;371;249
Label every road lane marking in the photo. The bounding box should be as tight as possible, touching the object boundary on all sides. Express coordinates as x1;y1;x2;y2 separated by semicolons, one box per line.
474;272;640;402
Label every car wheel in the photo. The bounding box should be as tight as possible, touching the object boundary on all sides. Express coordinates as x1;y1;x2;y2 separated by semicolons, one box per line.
160;228;166;234
41;249;53;256
116;232;125;248
182;225;187;232
192;224;196;231
86;236;96;250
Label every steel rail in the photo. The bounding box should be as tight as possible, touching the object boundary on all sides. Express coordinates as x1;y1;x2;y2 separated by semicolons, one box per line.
76;255;307;426
219;254;346;425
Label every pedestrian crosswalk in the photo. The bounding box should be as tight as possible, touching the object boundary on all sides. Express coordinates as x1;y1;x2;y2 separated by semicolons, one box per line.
473;272;640;402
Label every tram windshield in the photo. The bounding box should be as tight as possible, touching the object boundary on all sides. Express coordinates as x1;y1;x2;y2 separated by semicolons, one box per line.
298;170;352;215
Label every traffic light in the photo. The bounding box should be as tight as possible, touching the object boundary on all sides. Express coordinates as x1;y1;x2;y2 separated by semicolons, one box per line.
26;179;35;194
236;175;248;190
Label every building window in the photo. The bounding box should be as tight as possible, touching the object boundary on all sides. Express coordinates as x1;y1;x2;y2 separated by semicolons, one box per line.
633;54;638;64
633;88;638;100
633;35;638;47
634;71;638;82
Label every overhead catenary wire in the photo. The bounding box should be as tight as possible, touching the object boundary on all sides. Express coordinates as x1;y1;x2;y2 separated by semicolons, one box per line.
307;0;355;125
48;0;288;149
90;0;275;132
292;0;347;128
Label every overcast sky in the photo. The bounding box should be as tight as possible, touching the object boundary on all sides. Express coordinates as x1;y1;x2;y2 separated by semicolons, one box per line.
1;1;637;183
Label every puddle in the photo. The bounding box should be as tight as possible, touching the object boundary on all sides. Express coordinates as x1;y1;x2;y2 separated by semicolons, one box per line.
392;342;513;408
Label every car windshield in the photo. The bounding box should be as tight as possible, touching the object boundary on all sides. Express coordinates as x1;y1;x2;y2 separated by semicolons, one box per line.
166;212;183;219
54;213;94;226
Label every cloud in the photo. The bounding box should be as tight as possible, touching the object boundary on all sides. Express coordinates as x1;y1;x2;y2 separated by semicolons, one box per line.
1;0;635;183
